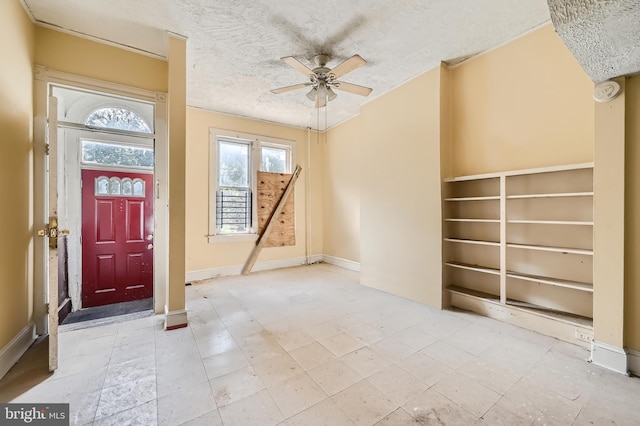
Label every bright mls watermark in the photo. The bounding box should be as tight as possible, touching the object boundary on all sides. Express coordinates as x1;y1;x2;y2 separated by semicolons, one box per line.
0;404;69;425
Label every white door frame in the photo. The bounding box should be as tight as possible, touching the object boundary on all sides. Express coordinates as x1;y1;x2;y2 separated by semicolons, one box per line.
62;129;155;310
34;66;169;338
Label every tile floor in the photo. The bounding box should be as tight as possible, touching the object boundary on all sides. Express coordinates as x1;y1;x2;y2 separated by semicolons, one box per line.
2;263;640;425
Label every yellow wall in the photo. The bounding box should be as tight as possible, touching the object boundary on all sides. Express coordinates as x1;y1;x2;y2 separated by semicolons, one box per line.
324;116;361;262
359;67;444;307
625;75;640;351
450;25;594;176
185;108;323;272
0;1;35;349
167;35;187;313
35;27;167;92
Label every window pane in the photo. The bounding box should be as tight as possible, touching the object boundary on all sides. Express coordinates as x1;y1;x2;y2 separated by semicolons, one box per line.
261;146;287;173
82;141;154;168
86;107;152;133
219;140;250;188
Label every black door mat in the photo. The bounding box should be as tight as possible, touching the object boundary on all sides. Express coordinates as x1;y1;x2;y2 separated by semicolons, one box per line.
61;298;153;325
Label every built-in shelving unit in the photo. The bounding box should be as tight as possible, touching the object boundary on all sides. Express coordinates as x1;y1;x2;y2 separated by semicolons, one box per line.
443;163;594;346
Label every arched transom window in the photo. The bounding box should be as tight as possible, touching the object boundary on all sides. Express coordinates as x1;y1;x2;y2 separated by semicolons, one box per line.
85;107;152;133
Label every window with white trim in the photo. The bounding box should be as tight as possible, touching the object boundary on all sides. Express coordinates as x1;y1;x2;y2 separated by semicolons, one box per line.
209;129;295;241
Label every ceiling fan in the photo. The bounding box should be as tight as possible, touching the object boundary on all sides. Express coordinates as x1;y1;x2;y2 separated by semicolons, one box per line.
271;54;373;108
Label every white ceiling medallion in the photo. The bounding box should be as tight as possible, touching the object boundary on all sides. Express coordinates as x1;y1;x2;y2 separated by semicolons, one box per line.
593;80;621;102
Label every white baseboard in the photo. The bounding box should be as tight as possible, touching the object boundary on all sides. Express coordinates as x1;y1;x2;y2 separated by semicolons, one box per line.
164;307;188;331
322;255;361;272
590;340;629;375
627;349;640;376
0;322;36;380
186;255;325;282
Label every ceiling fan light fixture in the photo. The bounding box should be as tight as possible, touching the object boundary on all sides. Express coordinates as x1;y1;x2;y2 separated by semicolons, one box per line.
306;87;317;101
327;86;338;101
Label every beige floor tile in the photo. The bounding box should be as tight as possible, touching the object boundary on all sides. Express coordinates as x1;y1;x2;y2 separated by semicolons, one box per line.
69;389;103;425
113;326;156;348
479;403;533;426
419;340;475;370
251;353;303;387
341;347;393;378
331;380;397;426
319;333;365;357
497;377;583;426
307;358;363;396
345;323;386;346
367;365;429;405
95;374;156;419
218;389;283;426
203;348;249;379
390;326;438;352
274;329;316;351
195;330;239;359
267;372;327;418
94;399;157;426
369;336;416;363
395;349;453;387
374;407;415;425
209;365;265;407
414;312;471;339
5;264;640;426
402;388;480;426
457;358;521;395
179;409;224;426
288;342;336;371
443;322;503;355
433;371;501;418
110;339;155;365
303;320;343;341
157;379;217;426
156;357;207;398
103;353;156;388
279;398;355;426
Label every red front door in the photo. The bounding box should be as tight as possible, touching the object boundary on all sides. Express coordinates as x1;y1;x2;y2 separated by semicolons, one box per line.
82;169;154;307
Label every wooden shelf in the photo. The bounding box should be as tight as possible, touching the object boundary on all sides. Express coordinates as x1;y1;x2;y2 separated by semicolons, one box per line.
448;286;593;328
506;243;592;255
507;219;593;226
445;196;500;201
445;262;500;275
443;163;594;343
445;238;500;247
445;218;500;223
507;191;593;199
507;271;593;292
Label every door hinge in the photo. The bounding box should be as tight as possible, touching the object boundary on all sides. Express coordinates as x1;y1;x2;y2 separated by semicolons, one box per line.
45;303;50;314
45;144;50;155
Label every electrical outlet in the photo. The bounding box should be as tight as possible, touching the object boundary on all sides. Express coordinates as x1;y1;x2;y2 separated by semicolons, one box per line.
575;330;593;343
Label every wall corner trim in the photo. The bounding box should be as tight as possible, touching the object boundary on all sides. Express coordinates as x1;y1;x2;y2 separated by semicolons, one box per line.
627;349;640;377
0;323;36;380
164;307;188;331
322;255;361;272
590;340;629;375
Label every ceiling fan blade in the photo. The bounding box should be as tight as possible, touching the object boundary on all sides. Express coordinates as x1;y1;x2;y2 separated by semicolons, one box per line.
271;83;310;94
329;54;366;79
333;81;373;97
282;56;315;77
315;94;326;108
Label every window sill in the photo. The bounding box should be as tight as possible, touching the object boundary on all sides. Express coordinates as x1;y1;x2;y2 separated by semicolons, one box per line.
208;233;258;244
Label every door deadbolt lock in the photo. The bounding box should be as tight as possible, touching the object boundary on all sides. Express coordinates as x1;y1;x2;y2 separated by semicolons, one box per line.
147;243;154;250
37;217;69;249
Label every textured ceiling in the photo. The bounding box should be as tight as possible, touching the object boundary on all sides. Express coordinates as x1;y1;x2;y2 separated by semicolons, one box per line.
23;0;552;129
548;0;640;82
